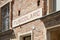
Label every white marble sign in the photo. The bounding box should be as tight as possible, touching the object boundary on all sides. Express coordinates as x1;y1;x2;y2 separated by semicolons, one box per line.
12;8;42;27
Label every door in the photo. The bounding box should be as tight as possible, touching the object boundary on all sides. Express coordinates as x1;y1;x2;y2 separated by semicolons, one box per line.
47;27;60;40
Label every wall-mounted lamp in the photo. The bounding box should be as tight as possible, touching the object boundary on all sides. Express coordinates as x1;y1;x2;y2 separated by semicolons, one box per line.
32;26;35;30
32;26;40;32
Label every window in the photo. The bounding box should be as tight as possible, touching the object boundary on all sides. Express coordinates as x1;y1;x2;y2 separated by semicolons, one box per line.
48;0;60;13
20;34;31;40
56;0;60;11
47;27;60;40
23;35;31;40
18;31;33;40
53;0;56;11
1;3;9;32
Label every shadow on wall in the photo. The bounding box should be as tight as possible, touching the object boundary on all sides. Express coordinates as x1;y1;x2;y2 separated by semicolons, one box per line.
0;30;16;40
41;11;60;28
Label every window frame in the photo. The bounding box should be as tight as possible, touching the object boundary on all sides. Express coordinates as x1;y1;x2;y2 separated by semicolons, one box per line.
23;35;31;40
1;3;10;32
46;26;60;40
18;31;33;40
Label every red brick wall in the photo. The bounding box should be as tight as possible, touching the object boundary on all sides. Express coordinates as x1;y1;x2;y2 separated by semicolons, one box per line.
12;19;46;40
12;0;44;20
0;0;47;40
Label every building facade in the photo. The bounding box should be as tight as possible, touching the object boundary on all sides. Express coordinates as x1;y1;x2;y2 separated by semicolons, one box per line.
0;0;60;40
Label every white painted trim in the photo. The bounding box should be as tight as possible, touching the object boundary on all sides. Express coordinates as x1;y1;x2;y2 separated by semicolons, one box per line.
0;0;12;8
46;24;60;30
18;31;33;40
